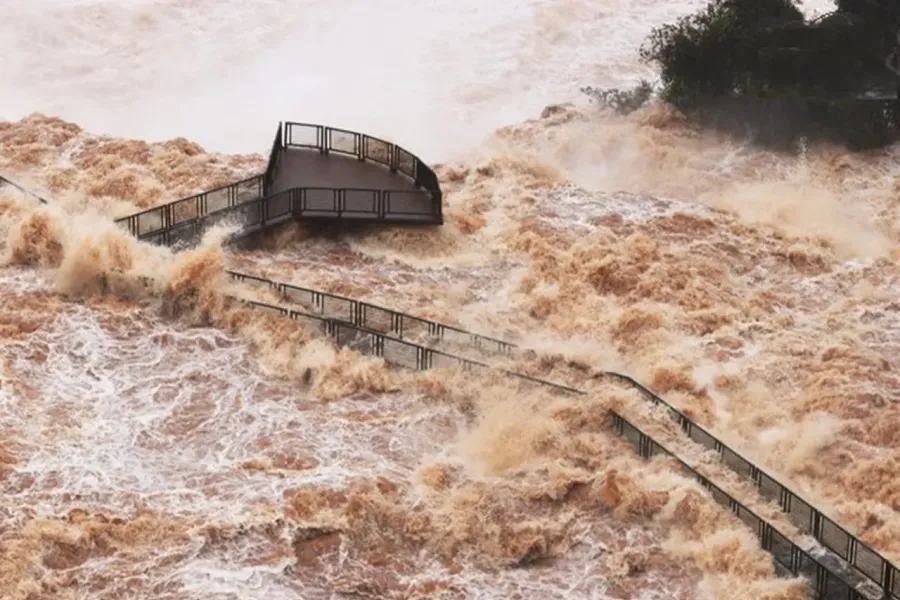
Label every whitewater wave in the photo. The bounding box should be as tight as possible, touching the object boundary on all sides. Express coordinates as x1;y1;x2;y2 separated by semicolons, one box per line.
1;0;897;596
3;98;899;598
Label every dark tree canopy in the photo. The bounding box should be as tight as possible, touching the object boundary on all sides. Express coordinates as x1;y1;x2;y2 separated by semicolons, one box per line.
639;0;900;148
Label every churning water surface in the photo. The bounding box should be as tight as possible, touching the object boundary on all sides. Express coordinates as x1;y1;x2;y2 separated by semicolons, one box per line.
2;1;897;600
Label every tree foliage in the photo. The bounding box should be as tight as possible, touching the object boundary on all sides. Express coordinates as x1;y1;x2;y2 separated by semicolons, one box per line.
580;80;656;115
636;0;900;148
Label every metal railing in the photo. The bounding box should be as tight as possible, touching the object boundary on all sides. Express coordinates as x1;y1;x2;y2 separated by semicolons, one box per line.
267;187;442;220
226;280;874;599
610;414;872;600
0;174;49;204
265;122;283;189
228;271;516;355
228;270;898;600
116;175;266;239
282;121;442;210
119;183;443;247
113;121;444;245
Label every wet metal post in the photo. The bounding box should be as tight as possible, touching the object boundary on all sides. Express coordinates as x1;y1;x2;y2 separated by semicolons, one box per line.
887;28;900;125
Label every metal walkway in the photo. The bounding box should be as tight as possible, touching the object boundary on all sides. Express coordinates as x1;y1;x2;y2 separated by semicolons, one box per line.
114;121;443;247
3;127;898;598
225;269;899;600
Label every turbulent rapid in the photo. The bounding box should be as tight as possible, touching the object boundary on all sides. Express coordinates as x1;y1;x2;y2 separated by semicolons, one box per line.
2;1;897;599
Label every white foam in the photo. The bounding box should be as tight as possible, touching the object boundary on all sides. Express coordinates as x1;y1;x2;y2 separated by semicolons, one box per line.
1;275;460;522
0;0;863;596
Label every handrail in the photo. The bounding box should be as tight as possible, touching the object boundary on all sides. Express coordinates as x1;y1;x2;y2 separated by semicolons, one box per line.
115;174;267;238
281;121;442;208
228;270;898;600
114;121;444;243
0;174;49;205
226;271;515;353
229;291;876;600
119;184;443;247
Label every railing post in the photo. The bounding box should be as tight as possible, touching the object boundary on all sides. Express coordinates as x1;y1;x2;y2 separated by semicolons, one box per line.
261;195;267;228
639;432;651;459
789;547;801;574
815;565;827;595
416;346;425;370
371;333;382;357
679;413;691;435
847;538;858;571
810;509;823;545
883;564;894;598
759;522;771;551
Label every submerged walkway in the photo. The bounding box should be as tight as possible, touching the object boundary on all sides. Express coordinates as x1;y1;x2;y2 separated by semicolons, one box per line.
224;270;897;600
2;119;898;599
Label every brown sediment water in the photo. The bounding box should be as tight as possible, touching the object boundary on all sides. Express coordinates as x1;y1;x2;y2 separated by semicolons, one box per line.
0;0;894;592
230;104;900;567
4;97;894;598
0;105;852;599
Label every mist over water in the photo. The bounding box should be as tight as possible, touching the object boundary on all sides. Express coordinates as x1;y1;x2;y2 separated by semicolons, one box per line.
1;1;897;599
1;0;803;159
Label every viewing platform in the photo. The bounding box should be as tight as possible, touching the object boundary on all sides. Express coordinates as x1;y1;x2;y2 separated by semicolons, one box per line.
114;121;443;247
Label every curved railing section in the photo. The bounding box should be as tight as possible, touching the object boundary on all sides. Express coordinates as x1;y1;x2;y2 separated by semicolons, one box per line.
115;121;444;247
223;270;885;600
227;270;898;600
281;121;442;202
